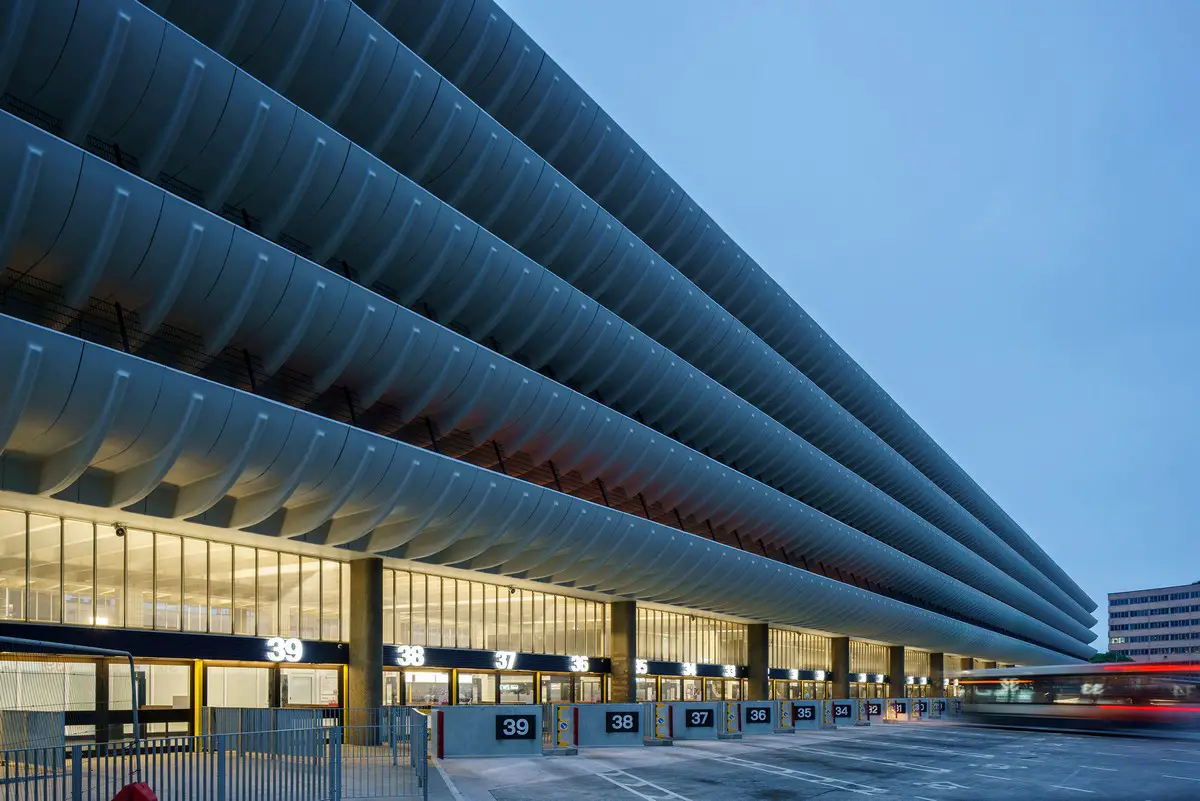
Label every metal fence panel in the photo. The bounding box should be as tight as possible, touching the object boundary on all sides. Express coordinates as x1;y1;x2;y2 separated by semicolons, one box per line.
0;709;428;801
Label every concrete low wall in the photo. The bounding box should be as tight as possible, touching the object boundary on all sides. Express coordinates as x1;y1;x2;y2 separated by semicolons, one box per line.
436;705;543;758
789;701;821;730
740;701;776;735
831;698;862;726
671;702;724;740
885;698;911;722
863;699;886;722
576;704;643;748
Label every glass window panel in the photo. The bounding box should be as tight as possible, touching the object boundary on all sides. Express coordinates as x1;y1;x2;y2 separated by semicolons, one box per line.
278;553;300;638
321;560;340;641
489;584;502;650
95;524;123;628
442;578;456;649
209;543;233;635
550;596;563;656
382;570;394;645
233;546;256;635
530;592;543;654
300;557;320;640
404;670;449;706
569;599;578;656
0;510;26;621
470;581;484;650
125;529;153;629
257;550;279;636
62;520;93;626
155;533;181;631
206;666;270;708
341;563;350;644
429;575;444;647
522;591;534;654
410;573;426;646
499;674;534;704
456;672;496;705
456;580;469;651
394;571;411;644
281;667;339;706
181;538;206;632
28;515;60;623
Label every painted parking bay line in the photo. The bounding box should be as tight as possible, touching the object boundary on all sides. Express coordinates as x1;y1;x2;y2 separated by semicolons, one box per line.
825;736;995;760
774;744;949;774
585;766;696;801
697;752;887;796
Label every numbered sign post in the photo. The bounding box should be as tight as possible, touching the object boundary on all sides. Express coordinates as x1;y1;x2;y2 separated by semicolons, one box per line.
790;701;820;731
575;704;644;748
672;703;722;741
927;698;946;720
436;706;544;757
819;699;837;730
776;700;795;733
742;702;774;734
854;698;870;727
912;699;929;721
864;700;884;723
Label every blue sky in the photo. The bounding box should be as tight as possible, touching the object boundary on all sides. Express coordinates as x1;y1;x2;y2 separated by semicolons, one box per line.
497;0;1200;643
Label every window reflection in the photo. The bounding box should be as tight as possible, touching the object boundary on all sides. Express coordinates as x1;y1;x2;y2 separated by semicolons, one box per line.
382;569;609;658
0;507;346;641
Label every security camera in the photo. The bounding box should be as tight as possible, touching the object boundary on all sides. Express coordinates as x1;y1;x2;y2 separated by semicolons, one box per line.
114;524;127;538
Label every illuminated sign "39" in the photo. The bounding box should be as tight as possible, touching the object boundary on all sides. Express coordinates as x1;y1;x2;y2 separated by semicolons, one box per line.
265;637;304;663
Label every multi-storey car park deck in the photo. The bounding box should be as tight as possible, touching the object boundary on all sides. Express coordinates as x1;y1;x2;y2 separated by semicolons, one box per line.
0;0;1093;735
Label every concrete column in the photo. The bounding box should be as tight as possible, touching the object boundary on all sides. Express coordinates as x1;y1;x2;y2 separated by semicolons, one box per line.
349;557;383;717
746;624;770;700
929;652;945;694
609;601;637;703
831;637;850;698
887;646;906;696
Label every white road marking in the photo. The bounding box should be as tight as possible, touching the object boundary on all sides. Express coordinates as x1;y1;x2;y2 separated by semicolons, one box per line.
1051;785;1096;794
976;773;1020;782
698;753;886;795
431;759;466;801
1163;774;1200;783
1079;765;1117;772
781;745;948;774
588;767;695;801
1162;758;1200;765
834;737;994;759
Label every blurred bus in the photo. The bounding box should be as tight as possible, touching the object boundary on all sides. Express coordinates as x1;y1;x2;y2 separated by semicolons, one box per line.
960;663;1200;734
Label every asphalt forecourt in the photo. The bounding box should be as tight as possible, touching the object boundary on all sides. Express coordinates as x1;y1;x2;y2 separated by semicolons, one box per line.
431;724;1200;800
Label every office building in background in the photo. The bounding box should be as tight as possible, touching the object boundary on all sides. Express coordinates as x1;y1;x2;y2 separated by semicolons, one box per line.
1109;582;1200;660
